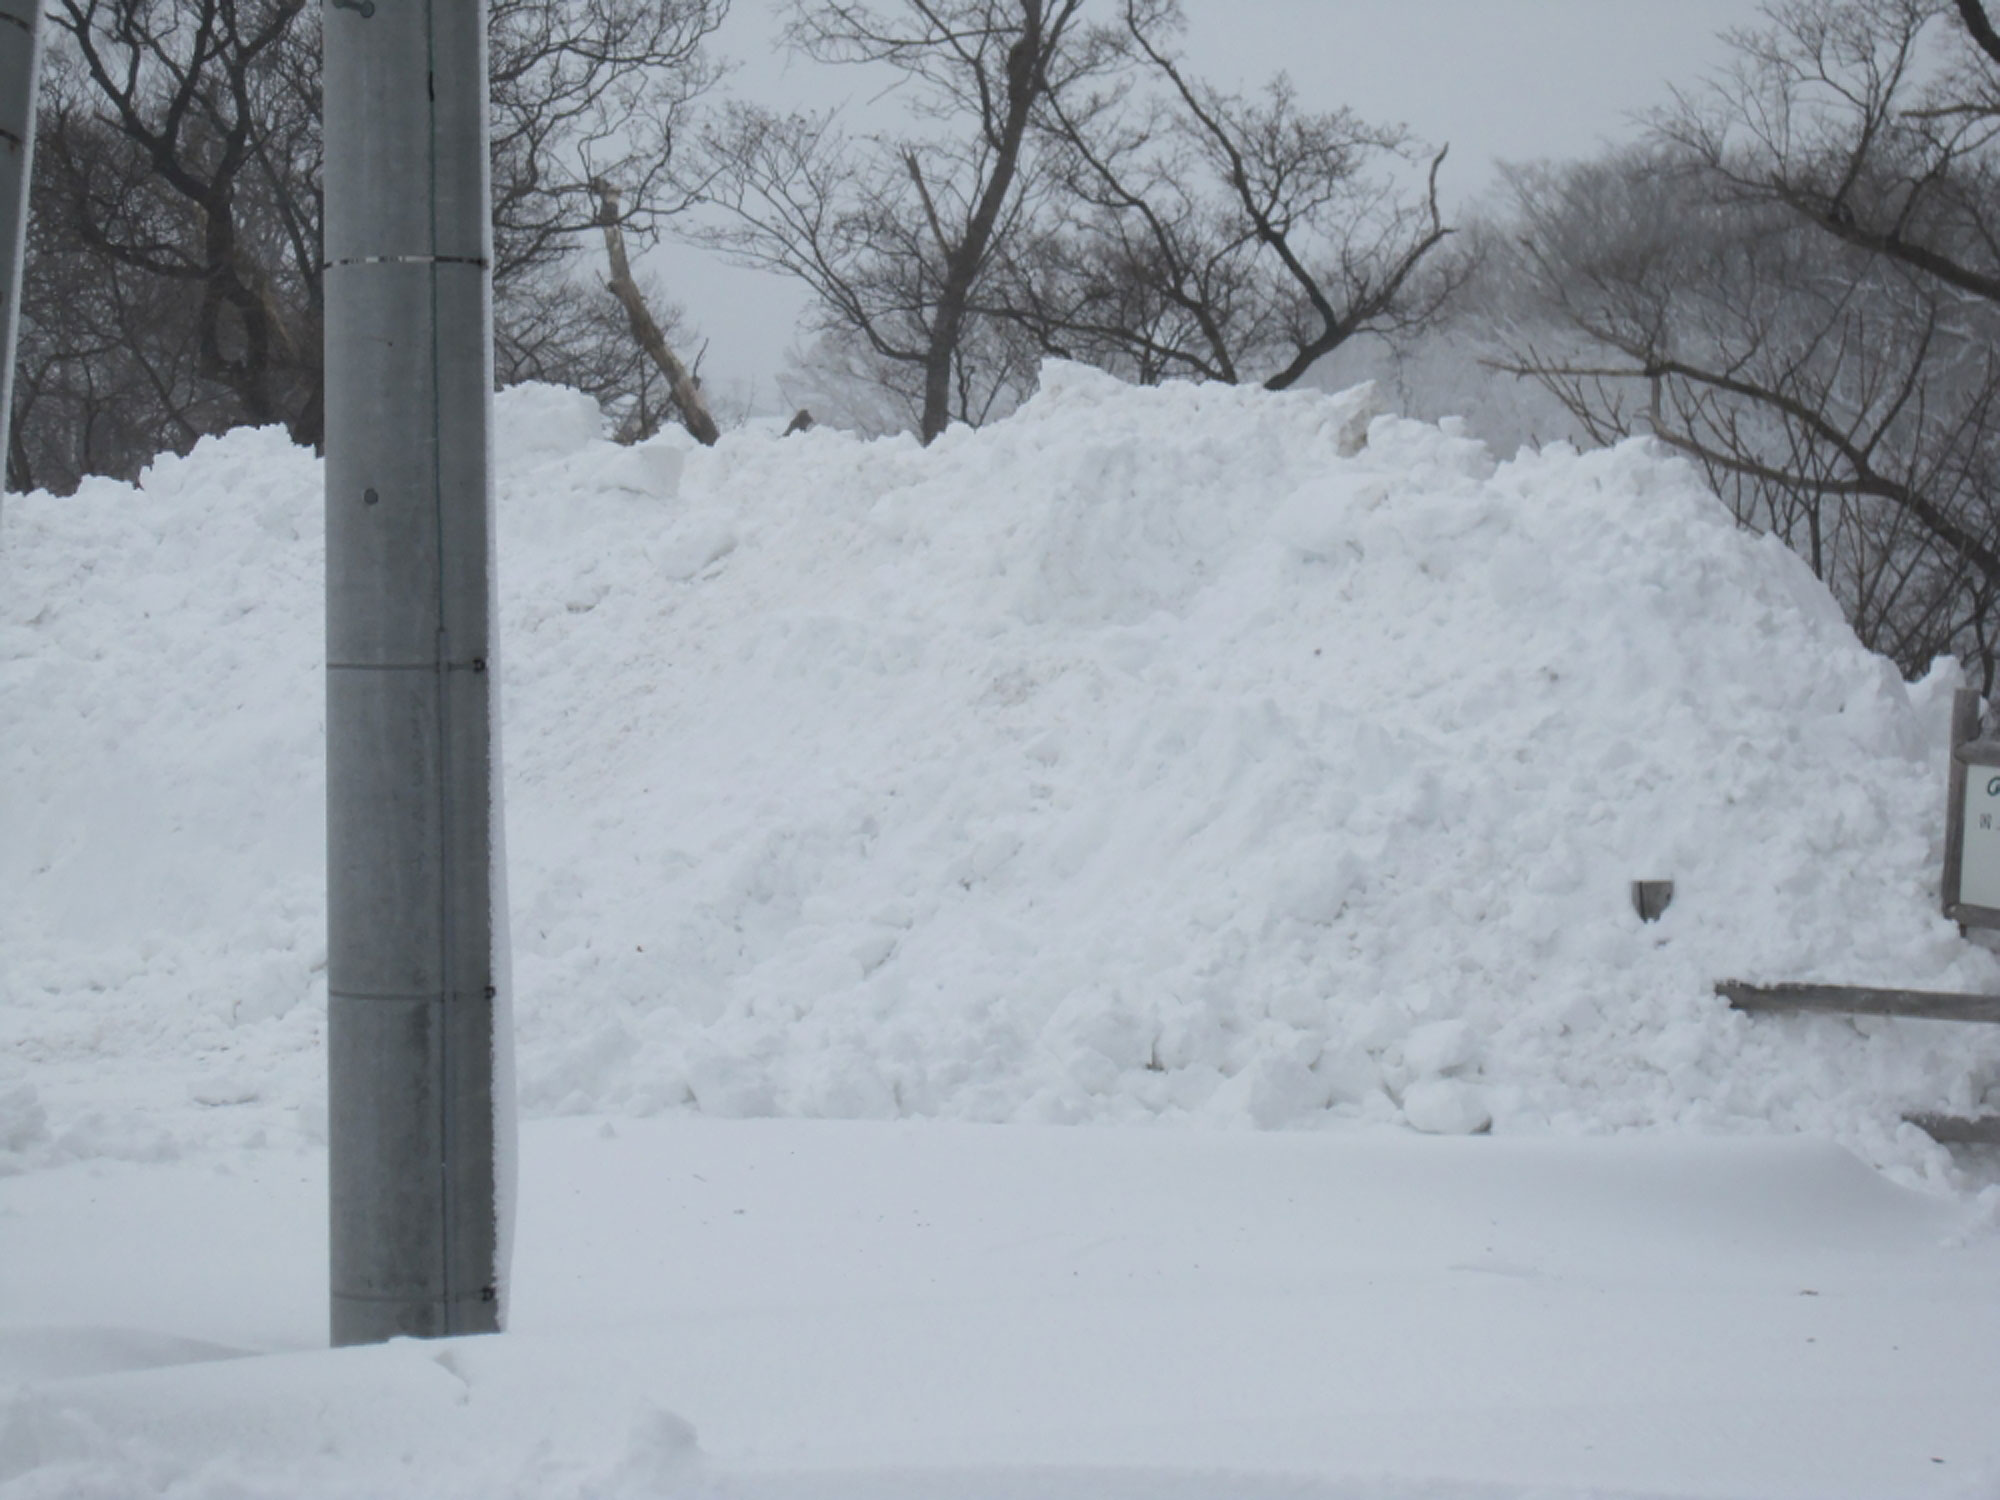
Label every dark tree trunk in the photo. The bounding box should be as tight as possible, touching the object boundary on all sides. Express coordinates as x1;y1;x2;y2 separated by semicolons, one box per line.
914;1;1055;443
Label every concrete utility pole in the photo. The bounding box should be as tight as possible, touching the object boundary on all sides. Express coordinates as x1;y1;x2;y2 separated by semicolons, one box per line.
0;0;41;509
323;0;512;1345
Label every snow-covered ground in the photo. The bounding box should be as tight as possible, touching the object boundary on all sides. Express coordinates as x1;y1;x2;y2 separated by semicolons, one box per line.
4;364;2000;1496
7;1120;2000;1498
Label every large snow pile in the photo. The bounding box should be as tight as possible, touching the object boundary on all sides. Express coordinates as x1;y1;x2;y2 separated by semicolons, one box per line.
5;362;1998;1180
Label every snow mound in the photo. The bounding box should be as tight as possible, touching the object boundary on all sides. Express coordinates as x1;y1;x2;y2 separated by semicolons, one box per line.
5;363;1999;1179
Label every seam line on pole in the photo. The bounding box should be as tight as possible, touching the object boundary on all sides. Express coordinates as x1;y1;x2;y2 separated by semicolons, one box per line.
422;0;459;1335
331;988;493;1003
328;660;485;671
321;254;488;268
332;1290;495;1305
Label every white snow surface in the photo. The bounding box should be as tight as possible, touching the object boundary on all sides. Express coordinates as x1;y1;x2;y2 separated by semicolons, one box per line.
10;364;2000;1497
6;362;2000;1177
7;1120;2000;1499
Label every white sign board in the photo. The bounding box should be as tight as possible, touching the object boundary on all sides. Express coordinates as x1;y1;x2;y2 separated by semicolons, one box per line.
1961;768;2000;911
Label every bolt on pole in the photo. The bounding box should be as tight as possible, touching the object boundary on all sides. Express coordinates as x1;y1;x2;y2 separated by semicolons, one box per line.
0;0;42;510
322;0;513;1345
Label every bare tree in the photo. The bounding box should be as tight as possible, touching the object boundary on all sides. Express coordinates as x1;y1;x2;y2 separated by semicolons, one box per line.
1664;0;2000;309
488;0;728;286
48;0;321;442
1004;1;1454;391
11;76;275;492
1486;0;2000;689
1497;143;2000;689
11;0;726;489
591;180;719;444
688;0;1117;443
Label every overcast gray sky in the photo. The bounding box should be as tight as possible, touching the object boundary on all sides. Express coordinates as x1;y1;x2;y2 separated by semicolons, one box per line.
648;0;1768;415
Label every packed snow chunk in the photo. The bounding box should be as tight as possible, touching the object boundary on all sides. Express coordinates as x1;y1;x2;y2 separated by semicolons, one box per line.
1402;1078;1492;1136
493;381;604;468
598;438;689;500
657;519;739;581
1399;1019;1481;1079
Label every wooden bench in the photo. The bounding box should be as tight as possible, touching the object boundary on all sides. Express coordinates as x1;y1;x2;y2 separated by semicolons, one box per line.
1717;981;2000;1144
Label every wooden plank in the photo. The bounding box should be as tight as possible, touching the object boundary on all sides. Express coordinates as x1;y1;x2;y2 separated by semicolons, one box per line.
1906;1113;2000;1146
1718;980;2000;1025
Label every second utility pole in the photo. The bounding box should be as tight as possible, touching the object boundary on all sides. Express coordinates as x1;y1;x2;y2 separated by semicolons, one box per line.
0;0;42;508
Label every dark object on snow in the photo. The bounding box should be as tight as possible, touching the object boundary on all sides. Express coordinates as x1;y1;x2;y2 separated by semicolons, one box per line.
1905;1112;2000;1145
784;408;815;436
1632;880;1674;922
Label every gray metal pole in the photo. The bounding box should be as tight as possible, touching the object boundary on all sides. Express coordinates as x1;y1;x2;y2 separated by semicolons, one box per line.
0;0;42;508
323;0;511;1345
